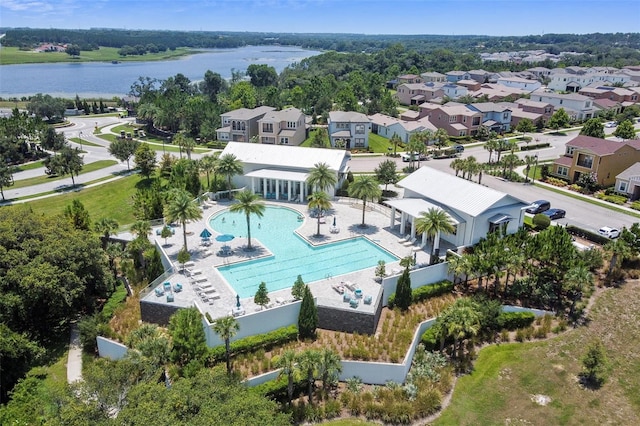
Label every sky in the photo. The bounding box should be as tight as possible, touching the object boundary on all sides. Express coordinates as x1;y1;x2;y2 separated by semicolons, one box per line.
1;0;639;36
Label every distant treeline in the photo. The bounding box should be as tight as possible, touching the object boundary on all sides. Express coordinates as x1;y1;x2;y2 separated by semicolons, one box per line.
2;28;640;61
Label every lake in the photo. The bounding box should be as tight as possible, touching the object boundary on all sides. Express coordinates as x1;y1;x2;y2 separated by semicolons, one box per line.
0;45;321;99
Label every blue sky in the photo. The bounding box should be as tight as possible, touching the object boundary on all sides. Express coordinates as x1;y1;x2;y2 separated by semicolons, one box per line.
1;0;639;36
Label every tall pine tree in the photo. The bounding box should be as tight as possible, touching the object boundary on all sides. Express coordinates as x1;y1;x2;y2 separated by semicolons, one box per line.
298;285;318;339
395;266;413;311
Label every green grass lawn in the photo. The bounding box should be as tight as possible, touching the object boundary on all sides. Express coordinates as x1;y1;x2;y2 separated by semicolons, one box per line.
24;173;141;225
68;137;102;148
14;160;46;172
0;46;195;65
11;160;118;189
435;281;640;425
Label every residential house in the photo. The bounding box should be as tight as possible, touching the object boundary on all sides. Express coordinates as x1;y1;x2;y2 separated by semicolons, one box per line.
614;163;640;200
387;167;529;250
467;102;512;133
496;76;541;92
547;71;631;92
578;86;639;103
470;83;529;102
514;98;554;120
219;142;350;199
395;82;445;105
420;71;446;83
257;107;306;146
328;111;371;149
592;99;623;117
468;69;492;83
426;104;483;137
526;66;552;80
442;84;469;100
529;91;598;121
551;135;640;186
397;74;423;85
446;71;470;82
216;106;276;142
369;113;437;144
457;79;482;91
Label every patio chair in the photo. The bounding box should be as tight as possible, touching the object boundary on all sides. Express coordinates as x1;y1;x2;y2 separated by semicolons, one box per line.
403;237;417;247
154;288;164;297
166;294;174;303
173;283;183;292
163;281;171;291
397;234;410;243
364;295;373;305
343;293;351;303
349;298;359;308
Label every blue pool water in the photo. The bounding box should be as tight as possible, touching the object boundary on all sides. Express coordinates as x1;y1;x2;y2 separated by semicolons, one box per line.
209;206;398;298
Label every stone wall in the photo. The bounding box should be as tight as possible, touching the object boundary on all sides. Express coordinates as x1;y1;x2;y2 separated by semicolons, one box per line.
318;294;382;335
140;300;181;326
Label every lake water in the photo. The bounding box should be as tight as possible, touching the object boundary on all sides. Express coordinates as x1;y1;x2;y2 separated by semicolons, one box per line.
0;45;321;99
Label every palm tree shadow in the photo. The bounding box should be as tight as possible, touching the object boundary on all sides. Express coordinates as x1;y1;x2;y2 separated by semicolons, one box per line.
309;233;331;243
347;224;380;236
236;245;269;257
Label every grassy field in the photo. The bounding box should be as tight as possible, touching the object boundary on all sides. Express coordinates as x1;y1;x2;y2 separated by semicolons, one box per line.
0;46;196;65
23;173;141;225
435;281;640;425
11;160;118;189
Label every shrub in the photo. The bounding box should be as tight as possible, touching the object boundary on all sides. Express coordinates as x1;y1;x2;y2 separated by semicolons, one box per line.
595;192;627;205
500;329;510;342
544;176;568;187
631;201;640;211
520;142;550;151
497;311;536;330
101;282;128;321
581;339;610;388
532;213;551;230
208;325;298;363
566;224;610;245
387;280;453;309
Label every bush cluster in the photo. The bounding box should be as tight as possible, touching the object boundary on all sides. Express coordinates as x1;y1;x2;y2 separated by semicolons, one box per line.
544;176;569;187
496;311;536;330
387;280;453;309
208;325;298;363
595;191;627;205
520;142;551;151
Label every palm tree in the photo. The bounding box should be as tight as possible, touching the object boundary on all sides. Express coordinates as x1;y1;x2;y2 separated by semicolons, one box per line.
440;300;481;358
217;153;243;198
604;238;632;277
317;348;342;394
212;316;240;376
450;158;464;177
390;133;402;157
296;349;321;405
164;189;202;251
229;190;265;250
130;219;151;240
564;265;593;318
484;133;499;163
306;162;337;193
415;207;456;263
307;191;332;236
199;154;219;189
94;217;119;249
463;156;478;181
276;349;297;405
523;154;537;183
433;128;449;150
501;153;521;179
348;175;382;227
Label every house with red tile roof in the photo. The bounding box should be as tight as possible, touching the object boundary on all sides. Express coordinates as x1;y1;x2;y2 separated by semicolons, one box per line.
551;135;640;186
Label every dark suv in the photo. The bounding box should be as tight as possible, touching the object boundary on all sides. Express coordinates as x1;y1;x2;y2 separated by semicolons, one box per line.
525;200;551;214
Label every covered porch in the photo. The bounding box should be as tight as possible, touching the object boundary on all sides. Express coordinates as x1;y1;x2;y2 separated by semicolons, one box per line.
244;168;311;201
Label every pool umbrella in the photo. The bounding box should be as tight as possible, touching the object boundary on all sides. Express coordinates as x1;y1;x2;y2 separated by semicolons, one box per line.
215;234;235;242
200;229;212;239
333;216;336;227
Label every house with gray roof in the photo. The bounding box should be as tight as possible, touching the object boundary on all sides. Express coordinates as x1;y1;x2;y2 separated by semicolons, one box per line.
220;142;350;200
257;107;307;146
217;106;276;142
615;163;640;200
328;111;371;150
387;167;528;250
530;91;598;121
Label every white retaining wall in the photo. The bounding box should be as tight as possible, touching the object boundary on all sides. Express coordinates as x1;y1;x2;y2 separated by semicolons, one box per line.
202;300;302;347
97;336;128;360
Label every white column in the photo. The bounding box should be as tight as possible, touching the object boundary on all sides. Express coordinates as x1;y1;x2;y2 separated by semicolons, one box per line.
275;179;280;200
288;181;292;201
263;178;267;198
301;182;306;203
251;177;255;193
390;207;396;228
410;217;416;239
400;213;406;235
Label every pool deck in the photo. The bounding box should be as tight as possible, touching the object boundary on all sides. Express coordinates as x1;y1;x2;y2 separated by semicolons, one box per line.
142;197;435;319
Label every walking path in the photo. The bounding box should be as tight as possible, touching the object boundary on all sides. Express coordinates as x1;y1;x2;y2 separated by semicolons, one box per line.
67;323;83;383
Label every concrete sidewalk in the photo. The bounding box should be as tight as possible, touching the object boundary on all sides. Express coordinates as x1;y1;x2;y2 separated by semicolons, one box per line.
67;324;83;384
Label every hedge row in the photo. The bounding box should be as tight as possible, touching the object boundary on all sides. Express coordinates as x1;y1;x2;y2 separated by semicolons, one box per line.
497;311;536;330
387;280;453;309
250;373;306;400
566;224;610;245
520;142;551;151
208;324;298;363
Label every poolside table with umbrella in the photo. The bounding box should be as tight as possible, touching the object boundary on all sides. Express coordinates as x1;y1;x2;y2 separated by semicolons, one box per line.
200;228;212;245
215;234;235;256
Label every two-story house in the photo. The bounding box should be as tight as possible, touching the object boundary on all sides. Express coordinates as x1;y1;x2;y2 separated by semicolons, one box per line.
257;107;306;146
397;74;423;85
368;113;437;144
216;106;276;142
614;163;640;200
530;91;597;121
445;71;470;83
552;135;640;186
420;71;446;83
526;66;552;81
547;71;631;92
578;86;639;103
467;69;492;84
442;84;469;100
495;76;542;92
427;104;483;137
467;103;512;133
395;82;445;105
328;111;371;149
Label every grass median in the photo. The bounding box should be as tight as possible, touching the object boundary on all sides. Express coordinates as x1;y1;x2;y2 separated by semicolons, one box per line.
11;160;118;189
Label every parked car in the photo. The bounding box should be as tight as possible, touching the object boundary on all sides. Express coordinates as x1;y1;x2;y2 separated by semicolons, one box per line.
542;208;566;220
401;152;428;162
525;200;551;214
453;144;465;153
598;226;620;239
605;121;617;128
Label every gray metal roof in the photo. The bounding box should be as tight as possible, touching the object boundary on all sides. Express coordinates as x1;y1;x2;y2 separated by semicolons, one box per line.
386;198;461;224
329;111;370;123
397;167;528;217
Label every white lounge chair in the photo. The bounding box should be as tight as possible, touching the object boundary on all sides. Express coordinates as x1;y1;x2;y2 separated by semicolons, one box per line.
403;237;417;247
397;235;410;243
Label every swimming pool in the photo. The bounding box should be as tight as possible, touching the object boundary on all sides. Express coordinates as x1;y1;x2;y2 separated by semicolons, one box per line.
209;205;398;298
